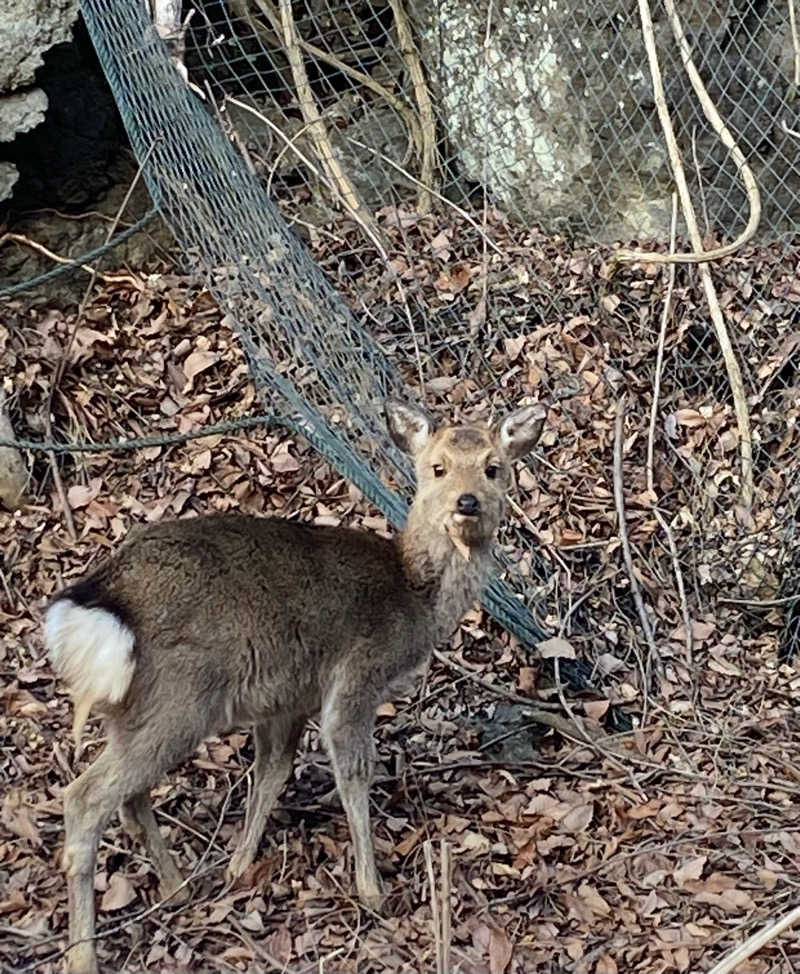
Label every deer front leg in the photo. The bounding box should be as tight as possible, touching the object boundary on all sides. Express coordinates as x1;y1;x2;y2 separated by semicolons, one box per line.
226;714;305;882
321;690;382;911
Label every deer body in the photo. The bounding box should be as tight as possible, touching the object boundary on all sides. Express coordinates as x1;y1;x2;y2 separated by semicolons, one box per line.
44;400;544;974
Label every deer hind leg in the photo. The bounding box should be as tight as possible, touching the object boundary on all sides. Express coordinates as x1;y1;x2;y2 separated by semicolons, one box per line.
62;727;200;974
227;714;305;882
120;791;189;904
321;687;382;911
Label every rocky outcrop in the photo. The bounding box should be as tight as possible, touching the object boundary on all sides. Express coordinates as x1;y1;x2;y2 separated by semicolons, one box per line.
409;0;798;241
0;0;80;202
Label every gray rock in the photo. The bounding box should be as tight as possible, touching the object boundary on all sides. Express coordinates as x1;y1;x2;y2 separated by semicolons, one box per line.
0;0;79;200
0;88;48;142
0;160;18;199
410;0;798;241
0;0;79;89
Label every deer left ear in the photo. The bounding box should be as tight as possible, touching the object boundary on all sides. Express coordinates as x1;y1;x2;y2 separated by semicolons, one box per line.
493;404;546;461
384;398;434;457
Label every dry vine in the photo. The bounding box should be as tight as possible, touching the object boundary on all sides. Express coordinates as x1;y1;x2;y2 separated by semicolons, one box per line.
626;0;754;510
615;0;761;267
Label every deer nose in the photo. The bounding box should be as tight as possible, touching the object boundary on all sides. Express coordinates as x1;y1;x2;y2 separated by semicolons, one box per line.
457;493;480;516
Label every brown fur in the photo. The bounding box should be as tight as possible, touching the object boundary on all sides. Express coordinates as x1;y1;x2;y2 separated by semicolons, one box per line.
46;399;545;974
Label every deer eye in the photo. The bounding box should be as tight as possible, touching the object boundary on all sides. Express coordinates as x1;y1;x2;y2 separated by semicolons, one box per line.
485;464;500;480
432;464;445;478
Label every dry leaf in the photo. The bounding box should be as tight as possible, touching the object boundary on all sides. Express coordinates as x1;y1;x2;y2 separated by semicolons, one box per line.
577;882;611;916
583;699;610;720
489;925;513;974
1;791;41;847
536;636;577;660
560;803;594;833
100;873;136;912
183;350;218;382
673;855;706;888
67;478;102;509
694;888;755;912
518;667;536;694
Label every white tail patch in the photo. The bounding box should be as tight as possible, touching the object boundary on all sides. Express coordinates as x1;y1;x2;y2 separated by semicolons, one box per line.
44;598;135;743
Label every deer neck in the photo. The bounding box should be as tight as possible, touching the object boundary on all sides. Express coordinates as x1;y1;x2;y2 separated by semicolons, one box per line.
398;508;492;642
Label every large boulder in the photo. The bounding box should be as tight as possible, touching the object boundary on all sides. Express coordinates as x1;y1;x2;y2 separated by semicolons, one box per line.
409;0;798;241
0;0;79;202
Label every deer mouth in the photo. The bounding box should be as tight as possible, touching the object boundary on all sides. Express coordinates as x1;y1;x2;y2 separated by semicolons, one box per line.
447;511;485;542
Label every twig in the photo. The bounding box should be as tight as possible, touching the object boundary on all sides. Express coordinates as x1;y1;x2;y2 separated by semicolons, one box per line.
628;0;754;509
431;649;560;711
718;593;800;608
224;95;387;263
613;395;656;722
553;654;646;796
646;194;693;666
277;0;383;245
389;0;437;213
432;649;644;773
42;141;157;540
0;233;141;286
424;840;443;974
440;839;452;974
646;193;678;492
706;904;800;974
343;135;504;256
615;0;761;266
654;507;693;666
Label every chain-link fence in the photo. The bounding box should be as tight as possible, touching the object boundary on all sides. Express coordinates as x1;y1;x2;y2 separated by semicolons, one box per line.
186;0;799;241
79;0;800;705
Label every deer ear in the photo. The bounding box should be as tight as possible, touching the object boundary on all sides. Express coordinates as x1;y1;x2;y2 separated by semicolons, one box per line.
494;404;546;461
385;399;434;456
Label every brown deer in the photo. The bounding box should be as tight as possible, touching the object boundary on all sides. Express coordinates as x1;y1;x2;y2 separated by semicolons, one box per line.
44;398;545;974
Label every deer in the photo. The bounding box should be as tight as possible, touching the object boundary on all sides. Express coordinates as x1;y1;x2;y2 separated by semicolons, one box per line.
43;398;546;974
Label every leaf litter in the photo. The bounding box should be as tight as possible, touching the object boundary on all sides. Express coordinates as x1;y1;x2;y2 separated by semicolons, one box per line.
1;211;800;972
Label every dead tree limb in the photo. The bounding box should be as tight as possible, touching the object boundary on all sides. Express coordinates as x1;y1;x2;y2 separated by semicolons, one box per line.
276;0;383;245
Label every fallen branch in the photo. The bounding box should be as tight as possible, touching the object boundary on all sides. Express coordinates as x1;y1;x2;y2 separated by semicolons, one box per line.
706;904;800;974
627;0;754;509
615;0;761;266
432;648;643;774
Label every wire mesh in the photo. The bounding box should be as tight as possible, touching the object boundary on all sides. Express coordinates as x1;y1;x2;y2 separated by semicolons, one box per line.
78;0;553;658
79;0;800;687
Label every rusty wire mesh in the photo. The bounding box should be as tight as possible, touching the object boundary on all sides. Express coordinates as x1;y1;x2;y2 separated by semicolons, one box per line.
81;0;800;698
